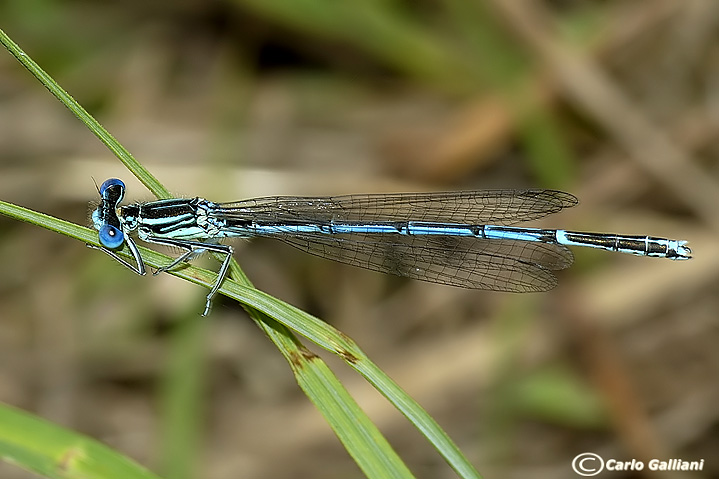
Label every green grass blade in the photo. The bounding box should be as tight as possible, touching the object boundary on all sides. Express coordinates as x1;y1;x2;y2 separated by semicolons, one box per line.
1;26;481;477
0;402;160;479
0;199;480;478
0;27;168;200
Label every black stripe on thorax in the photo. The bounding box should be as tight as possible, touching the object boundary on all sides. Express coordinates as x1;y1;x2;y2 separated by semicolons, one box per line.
135;199;201;235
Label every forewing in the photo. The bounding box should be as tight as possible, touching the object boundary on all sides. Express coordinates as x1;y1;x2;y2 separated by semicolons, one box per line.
218;190;578;226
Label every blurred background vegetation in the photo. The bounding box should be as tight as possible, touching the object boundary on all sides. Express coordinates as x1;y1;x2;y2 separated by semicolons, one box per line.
0;0;716;478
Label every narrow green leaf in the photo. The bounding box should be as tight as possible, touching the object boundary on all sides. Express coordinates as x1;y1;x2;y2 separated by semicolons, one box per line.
0;402;160;479
1;25;483;478
0;27;168;200
0;198;481;478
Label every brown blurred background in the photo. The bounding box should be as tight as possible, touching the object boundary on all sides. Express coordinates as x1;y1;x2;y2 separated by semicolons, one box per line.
0;0;717;478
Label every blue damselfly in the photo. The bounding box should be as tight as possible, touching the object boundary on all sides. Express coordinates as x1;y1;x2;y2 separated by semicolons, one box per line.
90;178;691;315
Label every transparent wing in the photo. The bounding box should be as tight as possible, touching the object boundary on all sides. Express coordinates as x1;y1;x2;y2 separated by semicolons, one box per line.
274;233;574;292
217;189;578;226
212;189;577;290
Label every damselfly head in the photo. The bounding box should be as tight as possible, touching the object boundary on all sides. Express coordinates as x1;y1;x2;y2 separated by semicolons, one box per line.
91;178;127;249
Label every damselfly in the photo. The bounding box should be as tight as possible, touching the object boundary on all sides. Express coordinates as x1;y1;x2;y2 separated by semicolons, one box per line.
90;178;691;315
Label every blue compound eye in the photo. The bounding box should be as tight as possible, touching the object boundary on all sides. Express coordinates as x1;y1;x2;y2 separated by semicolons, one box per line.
99;178;125;197
99;224;125;249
